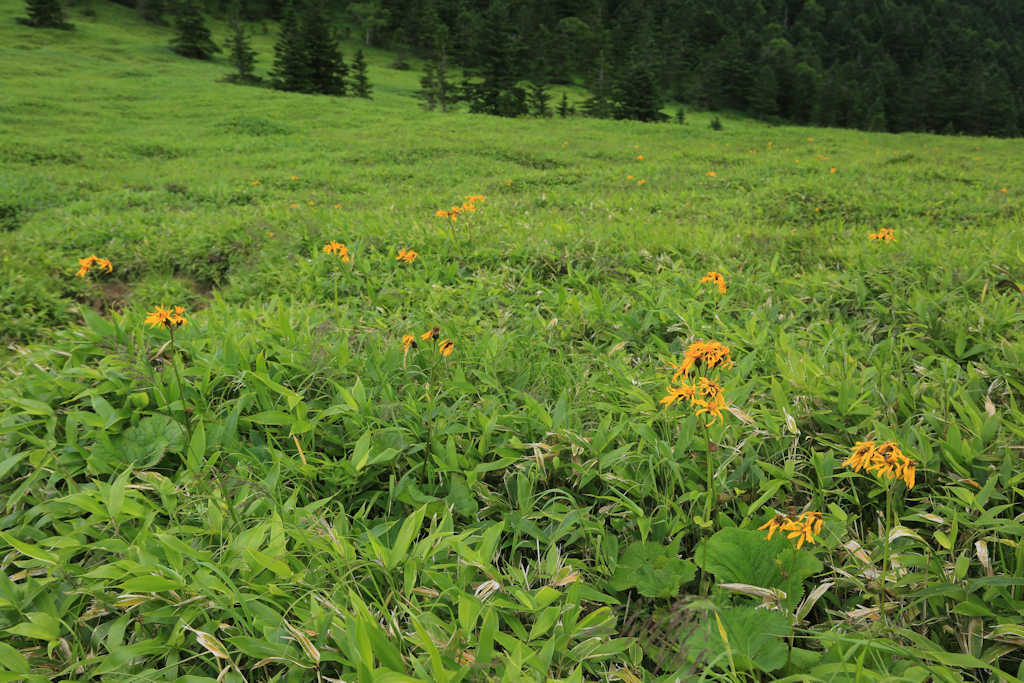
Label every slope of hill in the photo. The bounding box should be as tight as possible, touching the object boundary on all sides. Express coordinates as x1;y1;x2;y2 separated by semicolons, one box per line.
1;3;1023;681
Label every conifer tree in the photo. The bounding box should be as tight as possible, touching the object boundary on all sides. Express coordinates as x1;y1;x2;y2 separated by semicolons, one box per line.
20;0;72;29
418;62;438;110
170;0;219;60
612;60;664;121
137;0;165;25
557;92;570;118
225;2;258;83
271;1;310;92
350;49;372;97
303;0;346;95
528;81;551;117
417;51;454;112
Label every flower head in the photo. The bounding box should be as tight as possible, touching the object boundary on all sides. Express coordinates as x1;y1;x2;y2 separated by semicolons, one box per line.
421;326;440;341
145;305;187;329
396;248;419;263
76;255;113;278
842;440;916;489
660;383;695;407
402;334;417;353
868;228;896;242
439;339;454;357
323;241;351;262
700;271;726;294
693;377;726;425
706;171;716;177
670;340;734;381
759;511;824;549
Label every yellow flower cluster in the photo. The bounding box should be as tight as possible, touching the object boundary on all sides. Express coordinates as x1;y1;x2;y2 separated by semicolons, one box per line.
661;340;733;426
396;248;419;263
842;441;916;489
144;305;187;329
868;228;896;242
76;255;113;278
322;241;351;262
669;340;733;380
758;511;824;549
410;326;454;357
435;194;485;222
700;271;726;294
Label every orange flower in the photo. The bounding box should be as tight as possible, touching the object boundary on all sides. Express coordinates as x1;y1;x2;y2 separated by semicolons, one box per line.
421;326;440;341
627;175;634;180
868;228;896;242
402;334;417;352
637;179;646;186
759;511;824;549
76;255;113;278
830;167;837;174
636;155;644;160
439;339;454;357
145;305;187;329
706;171;716;177
842;440;916;489
1000;188;1008;194
700;271;726;294
323;241;351;262
670;340;734;381
250;180;261;186
660;383;695;407
289;203;299;209
396;248;419;263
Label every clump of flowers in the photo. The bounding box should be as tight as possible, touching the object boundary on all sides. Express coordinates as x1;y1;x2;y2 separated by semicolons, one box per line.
145;305;187;329
76;255;113;278
669;340;733;381
402;334;417;353
868;228;896;242
323;241;351;262
842;440;916;489
700;271;726;294
416;327;454;358
435;194;486;223
759;511;824;549
396;248;419;263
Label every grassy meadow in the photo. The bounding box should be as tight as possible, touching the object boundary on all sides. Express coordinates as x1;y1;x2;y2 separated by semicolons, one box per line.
2;1;1024;680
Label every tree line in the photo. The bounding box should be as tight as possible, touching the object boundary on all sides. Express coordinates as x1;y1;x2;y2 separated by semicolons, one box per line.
19;0;1024;136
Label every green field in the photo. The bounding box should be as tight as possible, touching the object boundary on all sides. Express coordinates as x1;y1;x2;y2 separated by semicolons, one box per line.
2;2;1024;681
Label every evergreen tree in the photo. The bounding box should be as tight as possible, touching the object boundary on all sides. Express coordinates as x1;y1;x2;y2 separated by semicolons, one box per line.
417;49;454;111
225;3;258;83
418;61;438;110
748;64;779;119
612;60;664;121
557;92;570;118
466;0;527;117
20;0;72;29
137;0;166;25
528;81;551;117
170;0;219;59
350;49;372;98
271;1;310;92
303;0;347;95
675;106;685;124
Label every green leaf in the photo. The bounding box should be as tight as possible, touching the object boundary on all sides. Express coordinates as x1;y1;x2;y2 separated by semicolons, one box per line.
693;607;790;673
696;527;821;609
0;642;30;673
5;613;62;643
116;415;186;467
0;532;58;565
387;504;427;570
607;541;696;598
119;575;185;592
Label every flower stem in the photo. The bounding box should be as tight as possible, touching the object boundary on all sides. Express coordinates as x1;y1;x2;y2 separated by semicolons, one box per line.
880;481;894;624
167;326;193;453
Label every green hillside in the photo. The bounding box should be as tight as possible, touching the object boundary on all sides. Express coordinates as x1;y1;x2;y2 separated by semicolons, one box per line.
1;3;1023;681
